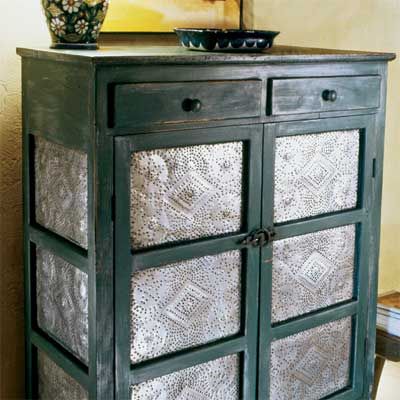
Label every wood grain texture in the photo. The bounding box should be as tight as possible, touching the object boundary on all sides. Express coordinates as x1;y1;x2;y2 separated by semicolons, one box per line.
364;63;390;400
375;330;400;362
378;291;400;309
100;60;384;136
21;57;115;400
16;45;396;65
113;80;262;128
23;58;92;151
269;75;381;115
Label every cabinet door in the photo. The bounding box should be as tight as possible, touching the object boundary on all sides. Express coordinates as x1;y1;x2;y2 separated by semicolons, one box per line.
259;115;376;400
115;125;263;400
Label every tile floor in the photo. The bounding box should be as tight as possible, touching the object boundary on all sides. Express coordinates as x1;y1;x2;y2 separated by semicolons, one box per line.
376;361;400;399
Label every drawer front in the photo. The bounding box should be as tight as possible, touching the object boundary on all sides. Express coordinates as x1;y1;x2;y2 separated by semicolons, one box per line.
112;80;262;128
269;75;381;115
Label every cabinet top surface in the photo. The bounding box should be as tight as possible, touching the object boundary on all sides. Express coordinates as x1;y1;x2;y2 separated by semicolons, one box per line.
17;45;396;65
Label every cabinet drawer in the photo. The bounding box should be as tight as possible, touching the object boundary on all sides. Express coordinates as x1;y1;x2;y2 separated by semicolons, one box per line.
268;75;381;115
111;80;262;128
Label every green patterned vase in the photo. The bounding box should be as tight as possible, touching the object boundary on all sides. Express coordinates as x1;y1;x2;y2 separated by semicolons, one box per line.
41;0;110;50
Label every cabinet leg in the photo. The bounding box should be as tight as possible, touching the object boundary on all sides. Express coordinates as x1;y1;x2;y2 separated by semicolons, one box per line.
371;355;386;400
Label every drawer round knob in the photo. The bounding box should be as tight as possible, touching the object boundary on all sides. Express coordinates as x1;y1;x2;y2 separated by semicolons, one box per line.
322;89;338;102
182;98;202;112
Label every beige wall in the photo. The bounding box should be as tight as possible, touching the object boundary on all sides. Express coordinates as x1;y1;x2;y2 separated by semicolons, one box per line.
247;0;400;293
0;0;399;398
0;2;48;398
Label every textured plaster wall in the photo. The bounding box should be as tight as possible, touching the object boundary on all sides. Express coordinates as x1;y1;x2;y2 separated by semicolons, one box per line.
0;1;48;398
247;0;400;293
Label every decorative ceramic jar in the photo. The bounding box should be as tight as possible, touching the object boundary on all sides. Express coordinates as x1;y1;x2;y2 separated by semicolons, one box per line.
41;0;110;49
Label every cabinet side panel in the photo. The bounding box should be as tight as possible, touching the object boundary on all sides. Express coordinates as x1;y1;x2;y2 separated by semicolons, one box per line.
36;247;89;363
38;351;88;400
23;58;91;150
22;56;106;399
34;136;88;248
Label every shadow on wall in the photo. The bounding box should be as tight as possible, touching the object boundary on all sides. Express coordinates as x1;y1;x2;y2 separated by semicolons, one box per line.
0;1;48;399
242;0;255;29
0;52;25;400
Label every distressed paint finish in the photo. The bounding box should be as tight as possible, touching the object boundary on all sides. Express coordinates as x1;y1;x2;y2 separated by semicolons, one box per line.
113;80;262;128
17;45;396;64
269;76;381;115
17;46;394;400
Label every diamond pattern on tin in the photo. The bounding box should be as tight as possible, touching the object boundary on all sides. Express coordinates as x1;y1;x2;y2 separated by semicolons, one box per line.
272;225;355;323
296;251;334;292
300;155;336;195
164;282;211;328
130;250;241;363
274;130;359;222
165;171;218;217
293;346;330;386
270;317;352;400
34;136;88;248
130;354;239;400
36;247;89;364
176;387;208;400
130;142;243;248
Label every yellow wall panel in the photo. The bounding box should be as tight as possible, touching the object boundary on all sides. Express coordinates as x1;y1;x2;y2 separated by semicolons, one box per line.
248;0;400;293
102;0;241;32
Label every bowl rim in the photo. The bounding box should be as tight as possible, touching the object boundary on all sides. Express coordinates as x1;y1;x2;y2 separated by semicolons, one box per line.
174;28;280;36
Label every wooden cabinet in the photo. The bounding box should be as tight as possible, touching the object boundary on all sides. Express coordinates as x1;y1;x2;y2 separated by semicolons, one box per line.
18;45;395;400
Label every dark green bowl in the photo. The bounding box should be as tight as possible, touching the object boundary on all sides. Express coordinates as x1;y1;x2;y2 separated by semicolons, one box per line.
175;28;280;52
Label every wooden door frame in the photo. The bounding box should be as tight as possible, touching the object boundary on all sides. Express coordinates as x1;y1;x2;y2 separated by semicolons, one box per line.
258;115;377;400
114;124;264;399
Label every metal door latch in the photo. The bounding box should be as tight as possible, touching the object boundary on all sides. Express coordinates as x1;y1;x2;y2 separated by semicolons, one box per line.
241;228;276;247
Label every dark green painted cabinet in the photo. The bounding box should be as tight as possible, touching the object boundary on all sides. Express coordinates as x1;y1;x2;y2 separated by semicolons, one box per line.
18;45;395;400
